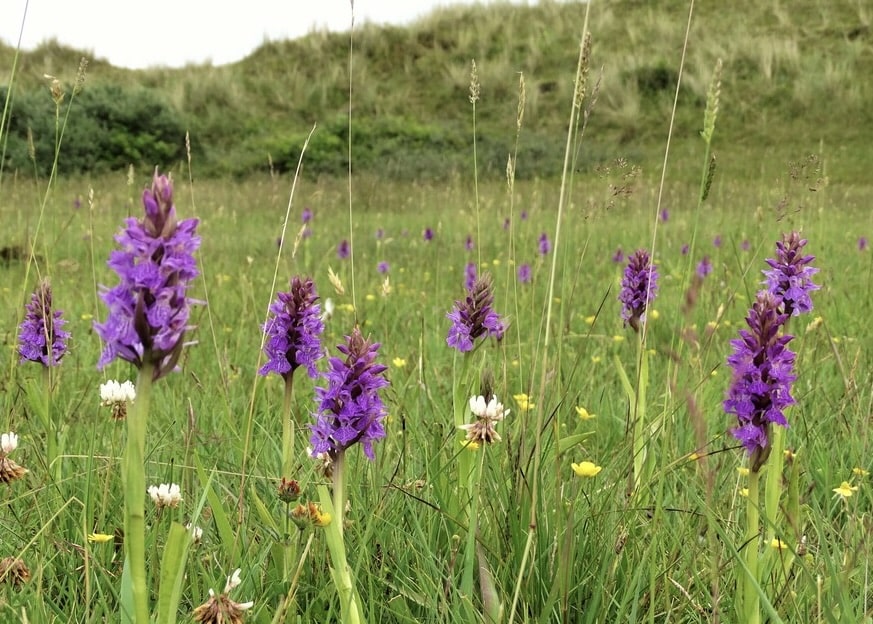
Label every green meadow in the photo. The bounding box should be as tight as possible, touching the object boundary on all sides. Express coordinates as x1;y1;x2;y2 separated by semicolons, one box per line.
2;1;873;622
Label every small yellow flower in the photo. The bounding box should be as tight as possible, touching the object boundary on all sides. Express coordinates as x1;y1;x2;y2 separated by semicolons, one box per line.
460;439;480;451
706;321;718;331
365;293;376;301
737;467;750;477
513;393;535;411
571;461;602;478
575;406;596;421
584;315;596;326
650;309;660;320
591;355;601;364
492;258;500;266
87;533;113;544
392;357;407;368
688;452;701;462
80;313;93;321
852;467;869;477
833;481;858;498
770;538;788;550
313;510;332;527
783;449;797;461
612;335;625;343
739;488;749;497
339;303;355;313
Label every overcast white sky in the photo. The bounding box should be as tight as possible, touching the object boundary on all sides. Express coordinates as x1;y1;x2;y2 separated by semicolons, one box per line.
0;0;535;69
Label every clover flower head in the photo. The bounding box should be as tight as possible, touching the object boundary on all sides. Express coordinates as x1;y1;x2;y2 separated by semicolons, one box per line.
18;279;69;367
193;568;253;624
0;432;27;484
99;379;136;419
148;482;182;509
259;276;324;380
762;231;820;317
618;249;659;332
724;291;796;472
1;432;18;455
94;169;201;381
461;394;509;444
309;327;389;461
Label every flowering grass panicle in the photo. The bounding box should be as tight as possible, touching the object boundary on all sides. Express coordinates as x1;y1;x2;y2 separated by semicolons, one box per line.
309;327;389;461
94;170;200;380
259;276;324;380
447;272;506;352
18;279;69;367
763;231;820;317
724;291;796;472
618;249;659;332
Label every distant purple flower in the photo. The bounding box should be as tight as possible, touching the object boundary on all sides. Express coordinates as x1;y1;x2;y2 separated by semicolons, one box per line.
713;235;722;248
337;239;350;260
73;196;82;210
301;207;313;224
518;263;532;284
375;228;384;240
502;217;510;231
741;239;751;252
465;235;474;252
762;231;819;317
446;273;506;352
423;228;434;242
724;291;796;472
94;170;200;381
659;209;669;223
18;279;69;367
538;232;551;256
259;276;324;380
520;210;528;221
377;261;389;274
465;262;477;291
859;237;868;251
310;327;389;461
612;248;624;263
696;256;713;278
681;244;689;256
618;249;659;332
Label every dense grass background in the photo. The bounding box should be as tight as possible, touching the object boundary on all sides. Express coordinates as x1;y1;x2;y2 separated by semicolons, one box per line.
2;0;873;622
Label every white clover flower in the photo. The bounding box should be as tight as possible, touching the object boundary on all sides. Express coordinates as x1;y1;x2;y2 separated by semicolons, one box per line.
462;396;510;445
194;567;253;622
1;432;19;455
100;380;136;419
147;483;182;509
186;522;203;544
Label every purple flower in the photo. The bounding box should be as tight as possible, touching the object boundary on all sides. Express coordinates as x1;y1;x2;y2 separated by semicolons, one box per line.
446;272;506;352
337;240;350;260
659;209;669;223
538;232;551;256
309;327;389;461
713;235;722;248
611;248;624;263
259;276;324;380
302;227;312;239
858;236;868;251
681;244;689;256
423;228;434;242
465;235;474;252
375;228;384;240
520;210;528;221
502;217;510;231
464;262;477;291
517;263;532;284
696;256;713;278
762;231;819;317
94;171;200;381
724;291;796;471
301;207;313;224
377;261;389;274
741;239;751;252
18;279;69;367
618;249;659;332
73;196;82;210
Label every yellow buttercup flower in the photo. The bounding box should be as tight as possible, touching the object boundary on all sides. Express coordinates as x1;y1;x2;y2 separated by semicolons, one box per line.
87;533;113;544
737;467;750;477
513;393;535;411
392;357;407;368
571;461;602;478
575;406;596;421
649;309;659;320
739;488;749;498
770;538;788;550
460;439;480;451
584;315;596;326
688;452;701;462
612;335;625;343
852;467;869;477
833;481;858;499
